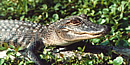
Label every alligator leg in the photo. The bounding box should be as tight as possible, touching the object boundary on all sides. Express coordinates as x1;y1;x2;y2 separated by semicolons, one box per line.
27;40;48;65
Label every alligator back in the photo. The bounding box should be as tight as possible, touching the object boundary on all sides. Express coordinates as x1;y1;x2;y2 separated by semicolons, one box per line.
0;20;45;49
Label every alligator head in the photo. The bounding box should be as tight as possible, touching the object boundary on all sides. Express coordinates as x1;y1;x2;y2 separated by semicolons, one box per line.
43;14;110;46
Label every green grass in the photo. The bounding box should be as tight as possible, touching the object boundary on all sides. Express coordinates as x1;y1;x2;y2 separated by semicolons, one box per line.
0;0;129;65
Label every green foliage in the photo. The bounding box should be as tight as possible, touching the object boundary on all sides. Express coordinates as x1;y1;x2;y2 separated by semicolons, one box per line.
0;43;8;51
113;56;123;65
0;0;129;65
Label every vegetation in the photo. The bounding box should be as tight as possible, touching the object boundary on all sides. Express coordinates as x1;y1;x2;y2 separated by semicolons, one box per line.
0;0;129;65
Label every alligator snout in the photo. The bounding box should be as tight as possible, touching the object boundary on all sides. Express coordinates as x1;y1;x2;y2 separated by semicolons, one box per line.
103;25;111;34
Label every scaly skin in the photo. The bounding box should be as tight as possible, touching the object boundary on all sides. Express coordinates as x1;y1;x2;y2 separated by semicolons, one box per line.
0;14;110;65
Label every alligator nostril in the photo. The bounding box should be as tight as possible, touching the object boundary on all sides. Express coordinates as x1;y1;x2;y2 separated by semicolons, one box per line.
103;25;107;28
103;25;111;33
107;26;111;31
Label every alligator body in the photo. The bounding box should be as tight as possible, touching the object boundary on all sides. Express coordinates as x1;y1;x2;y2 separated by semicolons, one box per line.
0;14;110;65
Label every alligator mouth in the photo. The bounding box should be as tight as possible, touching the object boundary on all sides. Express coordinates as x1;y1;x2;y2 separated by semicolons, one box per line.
74;32;104;35
74;32;103;37
71;30;106;36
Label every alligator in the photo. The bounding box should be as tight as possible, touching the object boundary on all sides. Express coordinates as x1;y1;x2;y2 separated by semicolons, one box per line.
0;14;129;65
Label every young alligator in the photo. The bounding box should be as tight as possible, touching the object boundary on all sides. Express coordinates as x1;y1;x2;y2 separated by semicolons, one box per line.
0;14;110;65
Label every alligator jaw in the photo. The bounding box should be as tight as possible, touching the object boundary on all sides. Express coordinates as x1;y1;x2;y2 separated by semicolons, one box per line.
58;30;104;41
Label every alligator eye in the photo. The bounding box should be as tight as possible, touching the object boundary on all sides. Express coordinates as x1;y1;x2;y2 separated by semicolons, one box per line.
66;18;81;25
71;19;80;24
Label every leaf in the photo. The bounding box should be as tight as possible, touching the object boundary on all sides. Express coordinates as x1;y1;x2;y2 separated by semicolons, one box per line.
41;4;47;10
93;0;97;8
91;38;100;43
109;4;117;15
125;26;130;33
109;60;113;64
100;19;106;24
113;56;123;65
117;39;129;48
0;47;6;51
20;16;25;20
9;45;15;49
0;59;4;65
101;14;109;18
6;50;15;56
23;0;28;12
88;61;93;65
91;10;95;16
78;47;82;51
102;8;109;14
19;61;24;65
52;14;59;20
54;3;62;10
99;40;109;45
0;43;8;51
15;46;20;53
45;12;48;18
82;46;86;52
120;13;123;19
109;35;117;40
7;7;14;11
25;60;34;65
100;53;104;60
128;39;130;44
57;58;62;61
